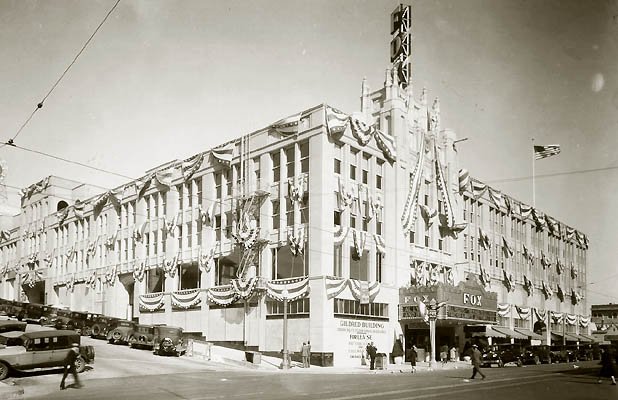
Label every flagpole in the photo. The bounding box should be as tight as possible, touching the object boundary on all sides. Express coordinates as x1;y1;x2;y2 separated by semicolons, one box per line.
531;138;536;207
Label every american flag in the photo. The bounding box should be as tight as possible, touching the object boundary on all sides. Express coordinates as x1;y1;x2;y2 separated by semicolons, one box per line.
534;144;561;160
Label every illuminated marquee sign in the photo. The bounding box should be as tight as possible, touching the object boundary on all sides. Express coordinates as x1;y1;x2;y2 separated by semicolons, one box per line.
390;4;412;89
463;292;483;307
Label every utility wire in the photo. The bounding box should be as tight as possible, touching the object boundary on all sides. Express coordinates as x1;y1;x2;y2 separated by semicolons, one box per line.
3;142;135;181
1;0;121;148
486;165;618;184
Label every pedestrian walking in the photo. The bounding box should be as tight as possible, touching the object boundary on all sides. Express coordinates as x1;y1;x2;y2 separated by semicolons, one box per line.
306;341;311;368
60;343;82;390
469;344;486;380
440;344;448;365
407;345;418;373
598;347;617;385
366;341;378;370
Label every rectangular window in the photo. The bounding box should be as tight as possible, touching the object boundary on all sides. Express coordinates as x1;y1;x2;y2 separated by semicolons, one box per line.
215;173;222;199
349;148;359;181
349;248;368;281
285;146;295;178
272;152;280;182
177;184;184;211
300;142;309;174
226;169;233;196
334;210;341;226
376;255;383;283
409;231;415;245
333;245;342;277
362;153;370;185
196;177;203;207
147;268;164;293
286;198;294;226
179;262;200;290
334;159;341;174
376;160;383;190
272;200;280;230
350;213;356;229
425;235;430;248
152;231;159;255
300;193;309;224
187;182;193;208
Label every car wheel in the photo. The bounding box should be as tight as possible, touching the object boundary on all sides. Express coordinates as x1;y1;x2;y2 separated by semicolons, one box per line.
82;326;92;336
128;336;136;348
0;362;9;380
91;325;101;337
75;356;86;373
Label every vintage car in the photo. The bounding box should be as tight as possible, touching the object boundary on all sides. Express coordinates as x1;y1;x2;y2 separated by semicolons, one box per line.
522;345;552;365
0;299;11;316
0;330;95;380
5;301;25;319
0;331;28;347
128;324;157;349
152;326;186;356
18;303;57;325
481;345;523;368
0;320;27;334
107;320;136;345
90;316;120;339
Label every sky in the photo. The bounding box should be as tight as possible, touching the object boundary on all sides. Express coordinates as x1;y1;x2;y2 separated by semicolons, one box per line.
0;0;616;305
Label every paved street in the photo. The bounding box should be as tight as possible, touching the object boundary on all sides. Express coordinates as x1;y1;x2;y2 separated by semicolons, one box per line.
14;356;615;400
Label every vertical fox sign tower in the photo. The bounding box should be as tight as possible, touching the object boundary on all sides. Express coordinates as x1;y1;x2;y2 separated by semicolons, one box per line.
390;4;412;89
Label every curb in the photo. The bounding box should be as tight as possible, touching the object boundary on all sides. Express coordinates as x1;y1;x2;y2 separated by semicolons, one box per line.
0;381;24;400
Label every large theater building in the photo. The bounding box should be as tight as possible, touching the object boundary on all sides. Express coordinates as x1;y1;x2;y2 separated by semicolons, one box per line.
0;12;592;367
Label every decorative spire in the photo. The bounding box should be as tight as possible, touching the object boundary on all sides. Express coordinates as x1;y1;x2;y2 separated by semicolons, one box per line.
361;77;371;115
429;97;440;131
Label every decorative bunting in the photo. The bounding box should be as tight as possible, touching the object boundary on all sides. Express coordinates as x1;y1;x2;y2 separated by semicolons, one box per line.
165;215;179;237
541;281;552;299
139;292;165;312
198;244;217;273
231;277;259;300
534;308;546;321
348;279;381;303
365;190;382;221
325;276;348;298
556;259;564;275
104;265;117;286
540;252;551;269
325;106;350;135
556;284;564;302
288;175;306;204
348;113;397;162
579;316;589;328
181;153;204;181
20;177;50;200
488;187;503;210
271;113;302;136
351;229;366;261
21;268;43;288
434;142;456;228
136;173;154;200
85;270;97;290
73;200;86;220
133;261;146;282
373;234;386;255
445;268;454;285
413;261;428;287
133;221;149;242
57;207;70;226
419;205;437;227
171;289;202;309
0;230;11;243
516;306;531;320
497;303;511;317
337;177;355;212
478;227;491;250
93;188;123;210
105;230;118;250
233;212;259;250
550;311;563;323
570;264;578;279
154;169;174;188
503;195;512;215
66;274;75;293
502;269;514;292
208;285;239;306
532;208;546;230
479;265;491;288
163;254;180;278
401;135;426;233
458;169;470;194
265;276;310;302
211;143;234;167
501;236;513;257
523;275;534;295
288;225;305;257
333;225;349;245
471;180;487;200
519;204;532;220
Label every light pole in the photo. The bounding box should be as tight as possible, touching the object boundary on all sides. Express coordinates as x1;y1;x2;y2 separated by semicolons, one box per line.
280;288;290;370
425;298;445;369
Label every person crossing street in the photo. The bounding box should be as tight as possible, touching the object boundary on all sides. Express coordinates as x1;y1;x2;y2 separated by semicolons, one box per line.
469;344;486;380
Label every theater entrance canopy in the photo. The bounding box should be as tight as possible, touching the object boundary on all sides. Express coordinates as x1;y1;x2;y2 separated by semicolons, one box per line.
398;279;498;327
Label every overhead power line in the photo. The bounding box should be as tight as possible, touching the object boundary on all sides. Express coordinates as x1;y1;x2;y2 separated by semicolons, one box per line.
3;142;135;181
486;165;618;184
1;0;121;148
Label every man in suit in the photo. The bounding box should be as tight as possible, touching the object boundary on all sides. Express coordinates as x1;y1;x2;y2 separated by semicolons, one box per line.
469;344;486;380
60;343;83;390
366;342;378;370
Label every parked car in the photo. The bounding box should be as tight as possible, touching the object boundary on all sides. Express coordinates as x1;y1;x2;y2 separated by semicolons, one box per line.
152;326;186;356
107;320;136;345
481;345;522;367
90;316;120;339
0;331;27;347
5;301;25;319
0;299;11;316
0;330;95;380
0;320;27;334
522;345;552;365
549;346;572;363
19;303;57;325
128;324;157;349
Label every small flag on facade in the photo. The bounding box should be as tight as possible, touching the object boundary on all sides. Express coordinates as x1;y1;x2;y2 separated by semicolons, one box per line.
534;144;560;160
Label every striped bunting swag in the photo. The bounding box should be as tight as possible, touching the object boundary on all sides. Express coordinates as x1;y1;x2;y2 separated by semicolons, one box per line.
579;316;589;328
348;279;381;303
497;303;511;317
434;143;455;228
373;234;386;254
401;135;426;233
516;306;531;320
208;285;238;306
139;293;165;312
565;314;577;326
265;277;310;302
534;308;546;321
211;143;234;166
458;169;470;194
488;187;503;210
532;208;546;230
231;277;259;300
471;180;487;199
519;204;532;220
325;276;348;300
325;106;350;135
333;225;349;245
271;113;302;136
171;289;201;309
551;311;563;323
181;153;204;181
534;144;560;160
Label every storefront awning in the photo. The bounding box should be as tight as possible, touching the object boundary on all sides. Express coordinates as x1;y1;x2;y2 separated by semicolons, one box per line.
514;328;544;341
572;333;593;343
472;325;507;338
551;331;580;342
492;326;529;340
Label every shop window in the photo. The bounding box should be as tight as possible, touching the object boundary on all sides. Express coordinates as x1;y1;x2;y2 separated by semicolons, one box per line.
266;298;310;316
333;299;388;319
